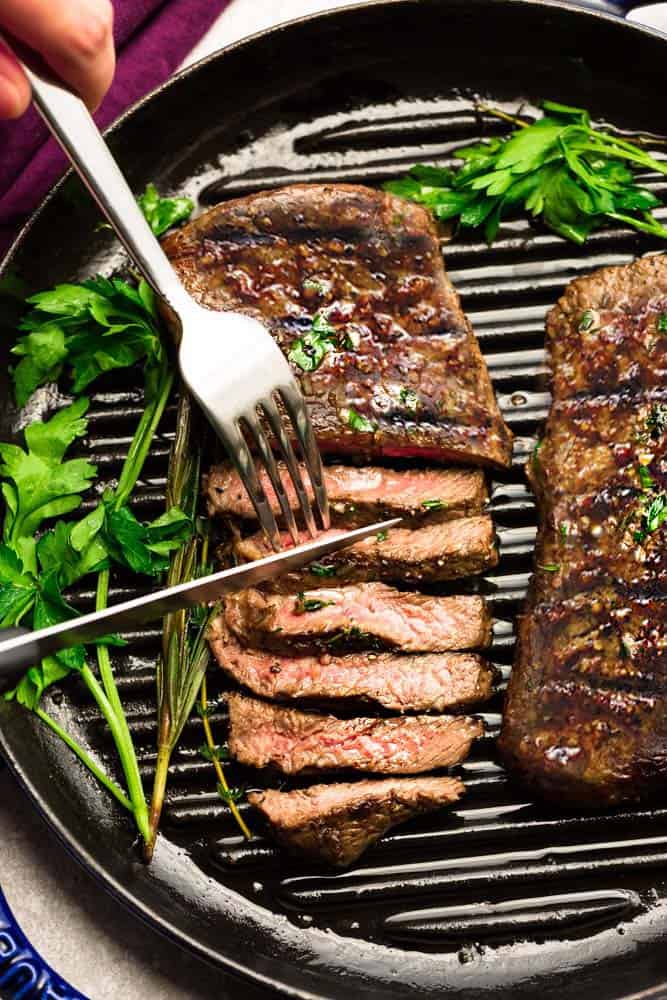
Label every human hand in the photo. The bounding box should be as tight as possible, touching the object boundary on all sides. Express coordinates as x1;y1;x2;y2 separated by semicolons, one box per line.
0;0;114;119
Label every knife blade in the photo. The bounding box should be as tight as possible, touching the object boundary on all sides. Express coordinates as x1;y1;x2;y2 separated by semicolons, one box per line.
0;518;401;679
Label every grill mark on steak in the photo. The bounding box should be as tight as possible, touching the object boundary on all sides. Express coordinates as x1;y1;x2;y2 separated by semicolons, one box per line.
500;256;667;806
233;518;498;591
247;776;464;867
163;183;512;468
228;693;483;776
223;583;492;653
204;462;488;526
208;618;495;711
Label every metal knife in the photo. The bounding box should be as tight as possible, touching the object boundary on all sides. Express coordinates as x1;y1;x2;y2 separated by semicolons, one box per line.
0;519;400;681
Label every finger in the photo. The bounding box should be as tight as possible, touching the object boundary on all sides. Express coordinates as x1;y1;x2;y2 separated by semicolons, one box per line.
0;43;30;118
0;0;115;111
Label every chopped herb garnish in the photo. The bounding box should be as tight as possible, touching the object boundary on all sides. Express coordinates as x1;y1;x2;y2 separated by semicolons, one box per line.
539;563;560;572
644;493;667;533
559;523;569;539
295;592;336;613
346;407;376;433
303;278;326;293
422;499;447;511
309;562;338;578
658;313;667;333
638;464;655;490
399;387;419;411
376;530;388;542
323;625;377;647
288;313;338;372
217;784;245;805
385;101;667;245
578;310;596;332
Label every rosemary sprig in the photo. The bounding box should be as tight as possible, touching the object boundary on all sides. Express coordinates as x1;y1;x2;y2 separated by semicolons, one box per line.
199;675;251;840
145;392;219;859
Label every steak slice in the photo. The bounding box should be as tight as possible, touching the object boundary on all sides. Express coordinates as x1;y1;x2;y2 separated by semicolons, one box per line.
204;462;488;526
501;256;667;807
164;183;512;468
228;693;483;775
224;583;492;653
233;518;498;590
499;591;667;805
209;618;495;711
248;776;465;867
547;253;667;402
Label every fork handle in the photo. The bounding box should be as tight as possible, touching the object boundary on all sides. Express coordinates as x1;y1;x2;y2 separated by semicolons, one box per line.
14;49;189;318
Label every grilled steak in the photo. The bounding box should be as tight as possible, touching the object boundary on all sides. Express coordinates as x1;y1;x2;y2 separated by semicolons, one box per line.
164;183;512;468
209;618;495;711
205;462;488;527
224;583;492;653
500;257;667;806
248;776;465;867
228;693;483;775
234;518;498;590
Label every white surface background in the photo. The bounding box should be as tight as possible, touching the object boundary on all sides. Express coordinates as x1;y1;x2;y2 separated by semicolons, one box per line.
4;0;667;997
0;5;349;999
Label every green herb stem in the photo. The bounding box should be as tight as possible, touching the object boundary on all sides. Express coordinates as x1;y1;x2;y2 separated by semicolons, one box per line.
114;359;174;508
200;675;251;840
35;706;132;812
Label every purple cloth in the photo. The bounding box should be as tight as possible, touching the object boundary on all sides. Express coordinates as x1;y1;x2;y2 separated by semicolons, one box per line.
0;0;229;258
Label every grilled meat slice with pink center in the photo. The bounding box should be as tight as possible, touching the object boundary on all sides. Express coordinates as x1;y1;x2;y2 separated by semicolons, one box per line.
209;619;494;711
233;519;498;590
228;693;483;775
501;256;667;806
205;462;488;526
163;183;512;468
248;776;465;867
223;583;492;653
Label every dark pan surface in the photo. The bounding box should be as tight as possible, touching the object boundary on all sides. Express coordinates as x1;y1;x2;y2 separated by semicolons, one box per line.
1;2;667;997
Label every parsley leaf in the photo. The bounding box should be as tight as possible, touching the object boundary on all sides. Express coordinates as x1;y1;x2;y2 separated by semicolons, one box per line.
100;497;192;577
12;277;164;406
309;562;338;578
399;387;419;411
0;399;96;558
138;183;194;237
422;499;447;511
658;313;667;333
386;101;667;245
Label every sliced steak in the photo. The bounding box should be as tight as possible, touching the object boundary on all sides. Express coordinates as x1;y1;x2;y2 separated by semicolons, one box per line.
209;618;495;711
228;693;483;775
234;518;498;590
248;776;465;867
501;256;667;806
164;183;512;468
546;253;667;401
500;591;667;806
224;583;492;653
205;462;488;526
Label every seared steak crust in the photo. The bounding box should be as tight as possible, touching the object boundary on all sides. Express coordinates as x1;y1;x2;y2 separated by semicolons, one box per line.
209;618;495;711
233;518;498;590
164;184;512;468
205;462;488;526
500;257;667;805
224;583;492;653
248;776;464;867
228;693;483;775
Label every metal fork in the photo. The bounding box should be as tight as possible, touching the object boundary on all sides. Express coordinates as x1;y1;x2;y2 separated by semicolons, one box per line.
12;51;330;550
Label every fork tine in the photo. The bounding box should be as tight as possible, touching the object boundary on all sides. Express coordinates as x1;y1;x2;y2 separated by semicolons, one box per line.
279;381;331;531
261;395;318;537
219;422;282;551
242;411;301;546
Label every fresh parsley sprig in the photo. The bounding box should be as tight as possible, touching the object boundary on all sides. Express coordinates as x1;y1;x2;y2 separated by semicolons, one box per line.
385;100;667;245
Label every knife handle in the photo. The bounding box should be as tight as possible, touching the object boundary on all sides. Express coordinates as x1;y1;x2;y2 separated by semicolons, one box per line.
0;627;33;682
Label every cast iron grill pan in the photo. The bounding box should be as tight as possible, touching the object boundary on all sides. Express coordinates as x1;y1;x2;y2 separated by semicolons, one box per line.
1;4;666;997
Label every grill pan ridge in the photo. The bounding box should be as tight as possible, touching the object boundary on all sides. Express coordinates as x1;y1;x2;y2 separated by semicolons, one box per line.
1;3;667;998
